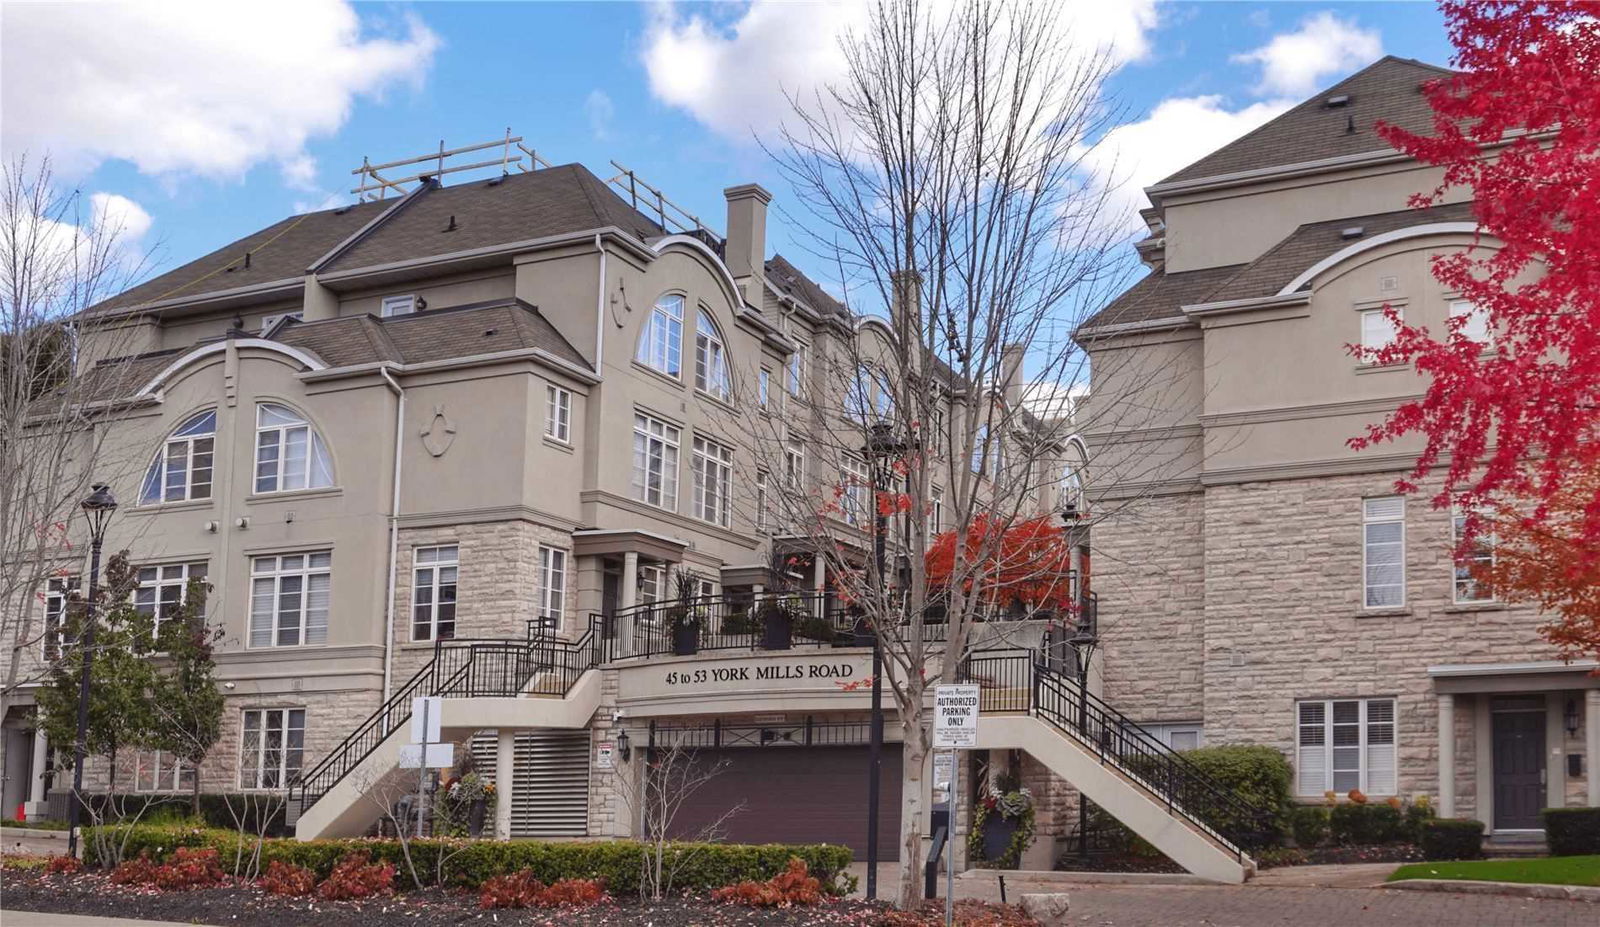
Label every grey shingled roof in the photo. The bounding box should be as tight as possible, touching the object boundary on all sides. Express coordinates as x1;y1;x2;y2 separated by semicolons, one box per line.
275;299;588;370
1079;263;1246;330
765;254;847;317
90;165;665;314
1158;56;1453;186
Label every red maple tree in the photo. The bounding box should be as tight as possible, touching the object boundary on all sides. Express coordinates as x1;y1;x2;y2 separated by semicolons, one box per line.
924;515;1076;610
1353;2;1600;658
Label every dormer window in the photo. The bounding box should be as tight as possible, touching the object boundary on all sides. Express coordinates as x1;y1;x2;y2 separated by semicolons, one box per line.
381;294;420;317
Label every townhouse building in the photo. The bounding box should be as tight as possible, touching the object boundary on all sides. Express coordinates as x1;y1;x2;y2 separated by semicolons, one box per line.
1;156;1089;863
1079;56;1598;839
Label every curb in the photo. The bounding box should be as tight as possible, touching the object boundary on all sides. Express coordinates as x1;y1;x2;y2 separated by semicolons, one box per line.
1385;879;1600;903
3;827;67;841
957;868;1218;886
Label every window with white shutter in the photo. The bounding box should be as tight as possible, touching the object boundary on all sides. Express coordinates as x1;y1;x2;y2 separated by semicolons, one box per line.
1297;697;1397;796
1362;497;1405;608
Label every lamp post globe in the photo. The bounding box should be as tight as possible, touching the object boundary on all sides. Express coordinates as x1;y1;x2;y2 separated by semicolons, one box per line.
66;483;117;858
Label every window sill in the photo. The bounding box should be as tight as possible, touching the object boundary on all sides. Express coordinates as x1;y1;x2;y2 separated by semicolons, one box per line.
244;486;343;504
1354;362;1413;376
128;498;215;516
1443;602;1505;614
542;436;575;454
631;361;685;390
695;389;736;412
1354;608;1412;619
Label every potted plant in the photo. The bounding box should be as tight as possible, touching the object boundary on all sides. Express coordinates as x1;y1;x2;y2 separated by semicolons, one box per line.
969;772;1036;869
758;597;793;650
669;569;703;655
445;772;496;838
720;606;758;636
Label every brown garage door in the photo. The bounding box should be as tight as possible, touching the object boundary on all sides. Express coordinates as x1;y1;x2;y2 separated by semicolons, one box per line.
663;745;903;859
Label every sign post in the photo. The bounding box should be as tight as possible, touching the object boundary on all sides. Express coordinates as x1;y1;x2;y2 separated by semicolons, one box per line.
401;697;453;838
934;684;981;927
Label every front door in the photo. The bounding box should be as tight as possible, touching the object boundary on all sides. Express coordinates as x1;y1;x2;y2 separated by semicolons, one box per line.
600;569;620;639
1491;697;1546;831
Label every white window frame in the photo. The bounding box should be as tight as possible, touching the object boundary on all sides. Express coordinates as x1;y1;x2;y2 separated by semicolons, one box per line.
253;403;335;494
41;575;76;660
135;749;195;793
691;436;734;527
694;309;732;401
248;551;331;648
928;485;945;537
754;470;770;533
637;294;685;378
381;294;418;317
1360;307;1401;352
1144;722;1205;752
238;707;305;790
786;341;807;396
1451;508;1496;604
840;455;870;527
259;311;303;334
1362;496;1406;609
545;385;572;444
1296;697;1397;797
412;545;458;641
140;410;217;505
758;368;772;410
1449;299;1491;346
784;438;805;487
539;546;568;628
134;561;208;637
631;413;681;510
639;564;665;604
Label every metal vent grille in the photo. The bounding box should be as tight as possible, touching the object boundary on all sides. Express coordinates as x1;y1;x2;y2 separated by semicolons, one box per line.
470;730;590;837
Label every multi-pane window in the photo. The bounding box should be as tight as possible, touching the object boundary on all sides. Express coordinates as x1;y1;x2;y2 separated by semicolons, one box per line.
135;562;208;635
694;310;732;401
1360;307;1400;352
239;708;305;789
545;385;571;443
539;546;567;627
1362;497;1405;608
848;363;893;422
631;413;681;510
692;436;734;527
754;471;770;533
1452;509;1495;604
140;410;216;504
758;368;771;409
1449;299;1491;345
840;456;870;527
639;565;665;604
637;294;684;377
928;486;945;537
786;342;807;396
784;439;805;487
971;424;991;474
41;575;76;660
249;552;331;647
1297;698;1397;796
135;750;195;793
412;546;458;641
254;403;335;494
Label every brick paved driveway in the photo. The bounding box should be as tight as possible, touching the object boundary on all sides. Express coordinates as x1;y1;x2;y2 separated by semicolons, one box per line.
1062;884;1595;926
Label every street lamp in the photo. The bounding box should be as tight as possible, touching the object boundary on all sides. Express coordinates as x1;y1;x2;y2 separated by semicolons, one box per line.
1066;618;1098;862
861;420;907;901
66;483;116;858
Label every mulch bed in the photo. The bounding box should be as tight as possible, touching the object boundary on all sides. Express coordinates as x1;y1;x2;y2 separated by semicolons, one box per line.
1300;844;1426;865
0;869;1039;927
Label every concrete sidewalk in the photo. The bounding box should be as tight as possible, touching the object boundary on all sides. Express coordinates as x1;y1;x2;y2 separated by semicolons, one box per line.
0;914;217;927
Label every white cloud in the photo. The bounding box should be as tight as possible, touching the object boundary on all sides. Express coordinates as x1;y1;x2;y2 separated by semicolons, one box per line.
88;193;154;243
1231;11;1382;97
585;90;616;141
641;0;1160;143
1083;95;1293;228
1;1;439;186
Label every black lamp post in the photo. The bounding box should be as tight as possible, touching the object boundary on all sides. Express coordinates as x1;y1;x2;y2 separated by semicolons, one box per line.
862;420;907;901
67;483;117;858
1066;617;1098;861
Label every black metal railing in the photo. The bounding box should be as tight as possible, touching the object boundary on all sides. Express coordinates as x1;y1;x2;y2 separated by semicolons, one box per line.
288;629;602;813
599;592;867;660
955;653;1273;862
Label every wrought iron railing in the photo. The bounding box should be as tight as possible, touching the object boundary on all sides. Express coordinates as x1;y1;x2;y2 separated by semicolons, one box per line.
596;592;868;660
288;629;601;813
955;653;1274;861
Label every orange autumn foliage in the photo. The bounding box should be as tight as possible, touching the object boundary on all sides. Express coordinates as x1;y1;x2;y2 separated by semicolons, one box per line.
924;515;1075;610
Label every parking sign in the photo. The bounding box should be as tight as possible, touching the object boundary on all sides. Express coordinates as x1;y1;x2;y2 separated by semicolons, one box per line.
933;684;981;748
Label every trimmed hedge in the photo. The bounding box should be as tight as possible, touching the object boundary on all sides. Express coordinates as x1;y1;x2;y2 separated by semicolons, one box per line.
1178;745;1294;848
63;794;287;837
1420;818;1484;861
1289;805;1329;848
1543;808;1600;856
84;825;853;896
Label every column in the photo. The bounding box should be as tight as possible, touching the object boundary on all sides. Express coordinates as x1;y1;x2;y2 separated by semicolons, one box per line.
619;552;638;658
23;727;48;821
1586;689;1599;808
1438;693;1456;818
495;730;516;840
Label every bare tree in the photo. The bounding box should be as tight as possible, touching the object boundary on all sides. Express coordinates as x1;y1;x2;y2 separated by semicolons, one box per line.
1;155;151;781
614;731;743;901
735;0;1189;907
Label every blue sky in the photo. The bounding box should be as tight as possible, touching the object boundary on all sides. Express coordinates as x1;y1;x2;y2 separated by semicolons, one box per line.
1;1;1456;294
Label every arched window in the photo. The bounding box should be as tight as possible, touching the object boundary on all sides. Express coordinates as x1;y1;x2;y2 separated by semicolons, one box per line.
140;410;216;504
637;294;684;378
847;363;894;423
694;309;731;400
1062;440;1089;516
253;403;334;493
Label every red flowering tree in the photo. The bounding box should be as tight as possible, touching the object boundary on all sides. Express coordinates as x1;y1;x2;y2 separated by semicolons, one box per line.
1354;2;1600;659
925;515;1076;611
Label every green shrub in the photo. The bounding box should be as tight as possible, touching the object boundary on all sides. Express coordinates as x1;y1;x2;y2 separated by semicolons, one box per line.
85;825;853;896
1289;805;1329;848
1327;801;1411;845
66;793;287;836
1543;808;1600;856
1176;745;1293;848
1403;797;1436;842
1420;819;1484;861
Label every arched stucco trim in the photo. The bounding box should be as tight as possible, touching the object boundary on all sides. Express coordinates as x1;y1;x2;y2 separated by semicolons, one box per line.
136;338;326;397
651;234;745;310
1275;222;1484;296
854;315;899;351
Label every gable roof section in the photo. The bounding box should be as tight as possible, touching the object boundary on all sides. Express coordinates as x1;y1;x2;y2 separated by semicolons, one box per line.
765;254;847;317
274;298;589;370
1080;262;1246;330
1158;56;1453;187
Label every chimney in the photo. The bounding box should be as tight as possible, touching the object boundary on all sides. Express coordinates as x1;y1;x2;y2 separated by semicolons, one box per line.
1001;343;1025;409
723;184;772;308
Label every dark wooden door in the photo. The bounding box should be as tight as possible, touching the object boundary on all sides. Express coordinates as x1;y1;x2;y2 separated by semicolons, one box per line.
663;745;903;858
1492;708;1545;830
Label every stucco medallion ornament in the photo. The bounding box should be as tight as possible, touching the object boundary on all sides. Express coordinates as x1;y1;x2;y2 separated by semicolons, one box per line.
421;405;457;457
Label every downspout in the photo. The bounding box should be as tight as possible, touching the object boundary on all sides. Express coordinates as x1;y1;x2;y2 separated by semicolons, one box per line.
379;365;405;706
592;233;607;370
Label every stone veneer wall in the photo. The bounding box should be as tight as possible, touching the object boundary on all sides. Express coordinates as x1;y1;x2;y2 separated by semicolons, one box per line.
1094;490;1206;723
1200;473;1557;807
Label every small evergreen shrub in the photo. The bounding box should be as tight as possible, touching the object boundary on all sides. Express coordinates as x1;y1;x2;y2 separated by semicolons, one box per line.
1543;807;1600;856
1420;819;1484;861
1289;806;1329;848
